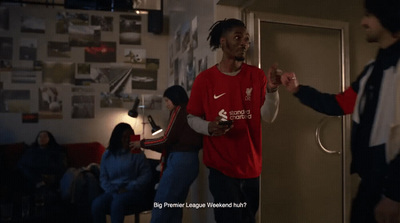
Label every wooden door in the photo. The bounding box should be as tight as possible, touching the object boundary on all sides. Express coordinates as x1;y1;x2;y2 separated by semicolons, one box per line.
248;13;351;223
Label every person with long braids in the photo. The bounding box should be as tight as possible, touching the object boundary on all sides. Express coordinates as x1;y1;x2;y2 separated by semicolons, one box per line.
186;18;282;223
133;85;202;223
91;123;152;223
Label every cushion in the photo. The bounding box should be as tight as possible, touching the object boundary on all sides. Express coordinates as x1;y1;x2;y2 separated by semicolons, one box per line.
0;142;27;170
64;142;105;168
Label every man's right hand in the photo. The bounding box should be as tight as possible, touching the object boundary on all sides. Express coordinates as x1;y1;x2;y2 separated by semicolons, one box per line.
208;116;233;136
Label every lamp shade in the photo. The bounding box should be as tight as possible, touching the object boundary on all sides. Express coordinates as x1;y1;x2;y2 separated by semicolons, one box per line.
128;97;140;118
148;115;163;135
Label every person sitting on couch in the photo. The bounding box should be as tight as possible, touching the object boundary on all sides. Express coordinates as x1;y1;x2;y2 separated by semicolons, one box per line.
91;123;152;223
18;130;68;199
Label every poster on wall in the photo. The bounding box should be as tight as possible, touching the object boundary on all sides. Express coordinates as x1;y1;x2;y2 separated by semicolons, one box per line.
0;7;9;31
71;95;95;119
100;92;138;108
12;70;39;84
120;15;141;45
42;61;75;84
19;38;37;61
186;57;196;91
198;56;208;73
146;58;159;70
90;64;132;94
69;25;101;47
173;58;180;85
174;26;181;55
47;41;71;58
75;63;93;85
191;16;198;49
124;48;146;64
91;15;113;32
38;86;62;119
89;67;112;84
131;68;157;90
181;21;191;53
56;12;89;34
22;113;39;123
141;94;162;110
100;92;123;108
0;37;13;62
21;16;45;33
0;89;30;113
84;41;116;62
0;60;12;71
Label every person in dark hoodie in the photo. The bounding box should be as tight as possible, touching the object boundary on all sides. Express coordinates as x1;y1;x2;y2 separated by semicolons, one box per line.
18;130;67;196
280;0;400;222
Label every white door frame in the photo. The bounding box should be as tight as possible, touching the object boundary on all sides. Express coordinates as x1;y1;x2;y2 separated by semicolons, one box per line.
244;11;352;223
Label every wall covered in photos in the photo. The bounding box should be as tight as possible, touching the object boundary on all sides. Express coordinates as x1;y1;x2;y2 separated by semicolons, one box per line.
0;3;169;151
166;1;216;92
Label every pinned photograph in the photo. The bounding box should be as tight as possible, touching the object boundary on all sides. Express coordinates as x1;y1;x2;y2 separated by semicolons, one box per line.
21;16;45;33
0;60;12;71
131;68;157;90
124;48;146;64
100;92;123;108
19;38;37;61
141;94;162;110
71;95;95;119
12;70;39;84
120;15;141;45
91;64;132;95
38;86;62;119
0;89;30;113
56;12;89;34
85;41;116;63
146;58;159;70
0;7;9;31
42;61;75;84
0;37;12;60
47;41;71;58
75;63;92;85
198;56;208;73
91;15;113;32
69;25;101;47
191;16;198;49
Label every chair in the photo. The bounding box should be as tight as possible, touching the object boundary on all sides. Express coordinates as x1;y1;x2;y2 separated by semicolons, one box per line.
113;158;160;223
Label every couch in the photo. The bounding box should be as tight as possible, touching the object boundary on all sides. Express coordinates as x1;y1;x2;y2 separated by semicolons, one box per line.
0;141;159;223
0;141;106;222
0;141;106;172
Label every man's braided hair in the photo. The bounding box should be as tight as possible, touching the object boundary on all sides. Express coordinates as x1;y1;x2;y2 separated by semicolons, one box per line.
207;18;246;51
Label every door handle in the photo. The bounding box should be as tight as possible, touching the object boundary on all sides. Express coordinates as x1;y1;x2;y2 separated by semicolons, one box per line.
315;116;341;155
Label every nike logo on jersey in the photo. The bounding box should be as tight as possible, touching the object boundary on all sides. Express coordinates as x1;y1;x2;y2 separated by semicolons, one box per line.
213;93;226;99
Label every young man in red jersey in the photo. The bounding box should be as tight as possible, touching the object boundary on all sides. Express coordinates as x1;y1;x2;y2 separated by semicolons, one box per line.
186;18;282;223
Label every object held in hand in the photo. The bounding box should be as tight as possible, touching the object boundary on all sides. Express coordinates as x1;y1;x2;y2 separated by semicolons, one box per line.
130;134;140;142
218;120;233;127
131;148;141;154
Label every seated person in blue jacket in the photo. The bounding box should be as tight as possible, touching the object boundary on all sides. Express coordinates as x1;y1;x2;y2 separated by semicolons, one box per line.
18;130;67;202
91;122;152;223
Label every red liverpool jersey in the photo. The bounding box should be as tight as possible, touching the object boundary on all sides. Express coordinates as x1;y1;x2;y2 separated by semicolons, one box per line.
187;63;267;178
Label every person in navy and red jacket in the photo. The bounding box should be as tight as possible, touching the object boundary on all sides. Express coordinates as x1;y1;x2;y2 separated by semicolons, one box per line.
281;0;400;222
